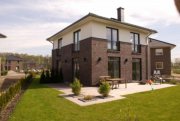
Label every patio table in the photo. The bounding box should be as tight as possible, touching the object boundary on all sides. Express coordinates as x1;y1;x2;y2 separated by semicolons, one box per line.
107;78;126;89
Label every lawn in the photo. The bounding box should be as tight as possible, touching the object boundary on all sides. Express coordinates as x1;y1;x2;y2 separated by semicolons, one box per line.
9;78;180;121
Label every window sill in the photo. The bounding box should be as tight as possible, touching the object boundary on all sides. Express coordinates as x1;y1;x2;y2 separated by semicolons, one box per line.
132;52;141;55
107;50;120;53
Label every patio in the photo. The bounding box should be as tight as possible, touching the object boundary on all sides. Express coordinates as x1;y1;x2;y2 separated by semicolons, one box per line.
48;83;175;106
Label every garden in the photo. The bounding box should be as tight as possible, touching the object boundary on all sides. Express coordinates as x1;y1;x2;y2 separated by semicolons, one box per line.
6;77;180;121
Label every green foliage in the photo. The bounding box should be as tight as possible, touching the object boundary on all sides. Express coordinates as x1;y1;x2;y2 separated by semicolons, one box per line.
70;78;82;95
173;69;180;74
119;102;139;121
98;81;110;97
1;70;8;76
8;80;180;121
40;70;46;83
0;74;32;112
169;79;178;85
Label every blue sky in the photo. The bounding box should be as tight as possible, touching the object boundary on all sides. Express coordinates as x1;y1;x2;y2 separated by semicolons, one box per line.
0;0;180;61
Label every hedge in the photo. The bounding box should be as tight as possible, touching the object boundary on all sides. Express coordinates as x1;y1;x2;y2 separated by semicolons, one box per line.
0;74;33;112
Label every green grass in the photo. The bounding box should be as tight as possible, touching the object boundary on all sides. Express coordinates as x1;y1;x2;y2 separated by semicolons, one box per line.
9;78;180;121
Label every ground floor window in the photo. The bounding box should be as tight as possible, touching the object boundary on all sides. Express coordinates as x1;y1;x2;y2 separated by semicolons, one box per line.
132;58;142;80
108;57;120;78
156;62;163;69
73;58;80;79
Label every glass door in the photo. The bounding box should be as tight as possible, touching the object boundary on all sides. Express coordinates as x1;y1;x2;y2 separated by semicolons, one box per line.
132;59;141;80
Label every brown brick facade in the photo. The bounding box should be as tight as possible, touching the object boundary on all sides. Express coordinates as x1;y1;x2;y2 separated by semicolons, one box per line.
52;37;148;86
150;47;171;75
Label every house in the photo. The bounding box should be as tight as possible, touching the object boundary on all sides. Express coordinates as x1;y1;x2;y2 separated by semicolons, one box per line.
3;55;23;72
47;7;175;86
149;38;175;76
0;33;6;76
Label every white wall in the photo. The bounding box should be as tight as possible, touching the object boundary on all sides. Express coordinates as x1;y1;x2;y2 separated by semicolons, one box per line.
53;21;149;49
53;22;92;49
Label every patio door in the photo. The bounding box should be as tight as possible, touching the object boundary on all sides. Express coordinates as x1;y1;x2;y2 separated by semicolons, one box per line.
132;58;141;81
108;57;120;78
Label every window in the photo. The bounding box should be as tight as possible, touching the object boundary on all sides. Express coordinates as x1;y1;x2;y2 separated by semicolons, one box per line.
132;59;142;80
73;58;80;79
155;49;163;55
131;32;141;53
73;30;80;51
106;27;119;50
108;57;120;78
156;62;163;69
58;38;62;49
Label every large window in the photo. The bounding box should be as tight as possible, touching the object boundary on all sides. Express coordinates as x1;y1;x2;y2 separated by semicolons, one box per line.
155;49;163;56
132;59;142;80
73;58;80;79
58;38;62;49
156;62;163;69
108;57;120;78
73;30;80;51
131;32;141;53
106;27;119;50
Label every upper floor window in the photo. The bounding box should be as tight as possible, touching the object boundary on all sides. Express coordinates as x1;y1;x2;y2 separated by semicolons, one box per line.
131;32;141;53
106;27;119;50
73;30;80;51
155;49;163;56
58;38;62;49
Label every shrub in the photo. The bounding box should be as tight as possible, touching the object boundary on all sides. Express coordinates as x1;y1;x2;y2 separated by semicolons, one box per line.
70;78;82;96
45;70;50;82
98;81;110;97
83;95;93;100
173;69;180;74
169;79;178;85
0;74;32;112
1;70;8;76
40;70;46;83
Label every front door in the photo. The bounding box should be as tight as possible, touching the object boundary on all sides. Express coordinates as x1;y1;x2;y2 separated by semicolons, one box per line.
132;58;141;81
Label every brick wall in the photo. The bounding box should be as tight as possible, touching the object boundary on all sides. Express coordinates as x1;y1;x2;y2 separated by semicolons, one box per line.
52;37;148;86
150;47;171;75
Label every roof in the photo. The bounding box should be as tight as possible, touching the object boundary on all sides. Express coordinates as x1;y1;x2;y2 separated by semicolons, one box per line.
6;55;23;61
149;38;176;49
0;33;6;38
47;13;157;41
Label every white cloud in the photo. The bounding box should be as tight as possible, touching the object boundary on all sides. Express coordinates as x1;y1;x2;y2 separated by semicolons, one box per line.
0;0;180;58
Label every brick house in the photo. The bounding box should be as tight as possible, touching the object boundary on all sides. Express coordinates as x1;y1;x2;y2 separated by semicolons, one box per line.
47;8;175;86
3;55;23;72
149;38;175;76
0;33;6;76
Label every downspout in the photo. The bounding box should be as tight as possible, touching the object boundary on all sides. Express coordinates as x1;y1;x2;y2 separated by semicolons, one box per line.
145;32;152;80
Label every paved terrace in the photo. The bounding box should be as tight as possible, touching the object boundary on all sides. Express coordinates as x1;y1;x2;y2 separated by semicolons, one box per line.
48;83;175;106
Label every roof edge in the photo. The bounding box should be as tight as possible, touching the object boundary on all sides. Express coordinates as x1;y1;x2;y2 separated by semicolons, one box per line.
47;13;157;41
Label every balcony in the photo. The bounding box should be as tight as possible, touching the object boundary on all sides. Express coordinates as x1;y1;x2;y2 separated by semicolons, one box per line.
132;44;141;54
107;41;120;51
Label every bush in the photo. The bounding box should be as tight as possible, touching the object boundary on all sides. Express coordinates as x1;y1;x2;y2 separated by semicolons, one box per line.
98;81;110;97
45;70;50;82
0;74;32;112
70;78;82;96
1;70;8;76
40;70;46;83
173;69;180;74
169;79;178;85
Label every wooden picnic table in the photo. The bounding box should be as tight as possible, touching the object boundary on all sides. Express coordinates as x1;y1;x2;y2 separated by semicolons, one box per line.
99;76;111;80
106;78;126;89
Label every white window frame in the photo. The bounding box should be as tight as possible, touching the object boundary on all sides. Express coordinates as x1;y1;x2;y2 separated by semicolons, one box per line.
156;62;163;69
155;49;163;56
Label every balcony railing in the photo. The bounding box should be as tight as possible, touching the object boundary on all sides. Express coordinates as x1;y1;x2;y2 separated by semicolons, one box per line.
107;41;120;51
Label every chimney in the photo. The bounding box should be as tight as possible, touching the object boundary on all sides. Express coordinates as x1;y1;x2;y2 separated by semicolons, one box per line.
117;7;124;22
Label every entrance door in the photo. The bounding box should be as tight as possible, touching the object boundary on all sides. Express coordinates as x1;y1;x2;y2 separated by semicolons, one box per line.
132;59;141;81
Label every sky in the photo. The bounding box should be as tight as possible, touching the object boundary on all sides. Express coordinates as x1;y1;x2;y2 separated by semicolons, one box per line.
0;0;180;61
